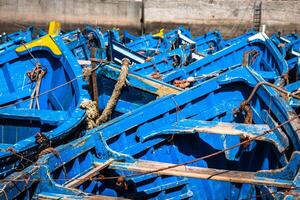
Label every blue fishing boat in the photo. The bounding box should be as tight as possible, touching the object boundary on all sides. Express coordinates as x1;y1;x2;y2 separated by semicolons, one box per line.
61;26;106;61
111;32;287;90
60;28;88;60
1;66;299;199
0;22;176;179
123;30;139;43
60;26;180;105
0;27;36;55
125;31;251;79
96;62;181;118
59;26;180;116
0;22;90;178
0;27;33;44
285;38;300;59
159;32;288;87
193;31;224;54
269;34;300;111
222;30;257;46
123;27;194;57
285;33;300;42
107;31;208;67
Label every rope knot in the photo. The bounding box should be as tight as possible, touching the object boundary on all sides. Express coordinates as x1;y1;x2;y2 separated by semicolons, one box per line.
233;101;253;124
240;101;253;124
26;63;46;82
173;78;194;89
39;147;60;157
82;66;92;81
80;99;99;130
6;146;16;154
121;58;131;67
35;132;49;145
151;71;162;80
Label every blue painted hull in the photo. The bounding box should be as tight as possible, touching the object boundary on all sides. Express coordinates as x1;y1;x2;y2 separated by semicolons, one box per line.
0;26;175;179
0;27;35;55
0;34;90;178
110;32;287;92
1;66;299;199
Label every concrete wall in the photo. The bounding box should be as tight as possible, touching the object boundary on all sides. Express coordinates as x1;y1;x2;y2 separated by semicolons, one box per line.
0;0;299;37
0;0;142;33
145;0;300;37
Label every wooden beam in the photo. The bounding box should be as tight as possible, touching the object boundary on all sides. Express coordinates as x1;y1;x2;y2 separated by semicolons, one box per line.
139;119;287;152
90;47;99;109
37;192;128;200
65;159;113;188
95;160;293;188
105;64;181;97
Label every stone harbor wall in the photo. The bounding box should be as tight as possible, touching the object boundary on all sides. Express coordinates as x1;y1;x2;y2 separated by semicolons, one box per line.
0;0;299;37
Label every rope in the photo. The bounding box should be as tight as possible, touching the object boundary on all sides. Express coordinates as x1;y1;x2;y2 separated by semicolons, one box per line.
150;71;162;80
0;76;79;110
0;63;103;110
28;63;46;110
95;58;130;125
173;79;194;89
120;116;295;179
281;73;290;87
19;41;40;67
80;99;99;130
0;189;8;200
244;81;300;105
82;65;93;81
1;112;299;192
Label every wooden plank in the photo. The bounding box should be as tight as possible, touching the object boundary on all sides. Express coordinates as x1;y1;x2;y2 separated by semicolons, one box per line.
37;192;128;200
139;119;287;153
106;64;181;97
77;60;91;65
90;47;99;108
65;159;114;188
96;160;293;188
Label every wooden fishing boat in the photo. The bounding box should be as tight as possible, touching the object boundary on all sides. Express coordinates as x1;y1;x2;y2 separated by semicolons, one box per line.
145;32;288;87
193;31;224;54
0;22;90;178
1;66;299;199
109;31;287;89
123;26;193;57
0;27;35;55
0;22;176;179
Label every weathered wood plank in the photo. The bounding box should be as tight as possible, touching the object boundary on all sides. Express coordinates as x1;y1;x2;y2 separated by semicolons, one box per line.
138;119;287;152
96;160;294;188
104;64;181;97
65;159;114;188
37;192;128;200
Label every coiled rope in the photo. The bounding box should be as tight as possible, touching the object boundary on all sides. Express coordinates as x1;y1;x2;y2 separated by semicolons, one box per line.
80;58;131;129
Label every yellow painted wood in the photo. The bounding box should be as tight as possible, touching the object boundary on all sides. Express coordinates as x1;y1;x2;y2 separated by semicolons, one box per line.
16;35;62;56
48;21;61;36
